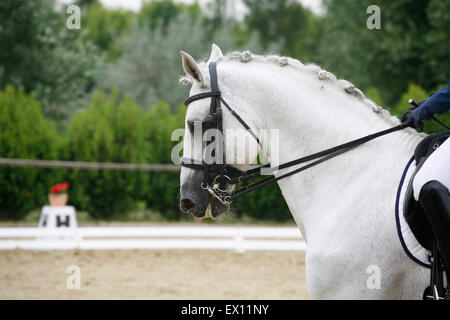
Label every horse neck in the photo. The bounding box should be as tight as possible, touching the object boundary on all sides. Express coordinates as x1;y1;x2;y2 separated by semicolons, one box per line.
221;60;424;238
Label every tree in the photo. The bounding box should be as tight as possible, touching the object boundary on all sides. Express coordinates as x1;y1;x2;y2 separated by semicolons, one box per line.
318;0;450;105
422;0;450;88
137;0;201;31
99;9;272;112
143;101;185;220
242;0;322;61
366;88;384;107
82;1;133;60
65;90;148;218
0;0;104;123
0;85;61;219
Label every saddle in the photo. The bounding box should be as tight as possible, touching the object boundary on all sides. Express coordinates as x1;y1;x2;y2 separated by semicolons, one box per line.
403;131;450;250
402;131;450;299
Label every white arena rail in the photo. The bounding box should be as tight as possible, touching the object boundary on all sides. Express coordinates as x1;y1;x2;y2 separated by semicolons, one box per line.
0;226;305;252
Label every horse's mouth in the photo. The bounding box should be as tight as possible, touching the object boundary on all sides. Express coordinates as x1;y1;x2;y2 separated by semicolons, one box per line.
192;198;229;220
180;178;232;219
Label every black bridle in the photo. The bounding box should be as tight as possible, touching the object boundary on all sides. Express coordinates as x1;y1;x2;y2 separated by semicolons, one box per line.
182;62;413;205
182;62;256;205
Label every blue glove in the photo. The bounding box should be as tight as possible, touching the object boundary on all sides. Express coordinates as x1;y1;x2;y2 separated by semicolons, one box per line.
407;99;434;129
407;84;450;129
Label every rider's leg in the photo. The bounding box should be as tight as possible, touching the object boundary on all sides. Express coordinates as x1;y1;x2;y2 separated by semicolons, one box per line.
413;137;450;286
418;181;450;279
413;137;450;201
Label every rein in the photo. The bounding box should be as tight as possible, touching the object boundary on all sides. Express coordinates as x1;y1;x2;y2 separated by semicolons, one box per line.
181;62;414;205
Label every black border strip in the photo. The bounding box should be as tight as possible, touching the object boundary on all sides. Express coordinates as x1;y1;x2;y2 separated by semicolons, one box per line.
394;156;431;268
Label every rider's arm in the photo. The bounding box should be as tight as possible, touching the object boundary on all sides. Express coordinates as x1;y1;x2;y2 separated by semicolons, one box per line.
407;84;450;128
424;84;450;115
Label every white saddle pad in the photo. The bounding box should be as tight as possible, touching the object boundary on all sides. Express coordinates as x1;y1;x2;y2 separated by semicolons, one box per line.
395;157;431;268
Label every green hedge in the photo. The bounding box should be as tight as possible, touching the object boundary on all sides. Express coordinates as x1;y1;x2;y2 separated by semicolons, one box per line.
0;85;62;219
65;90;149;219
0;86;291;221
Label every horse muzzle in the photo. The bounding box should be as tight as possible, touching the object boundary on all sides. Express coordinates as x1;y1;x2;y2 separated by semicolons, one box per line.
180;171;231;219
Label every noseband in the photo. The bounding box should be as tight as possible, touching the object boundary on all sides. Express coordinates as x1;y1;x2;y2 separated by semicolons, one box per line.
182;62;413;205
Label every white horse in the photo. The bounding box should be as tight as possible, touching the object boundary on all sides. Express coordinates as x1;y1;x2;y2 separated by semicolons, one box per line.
179;44;428;299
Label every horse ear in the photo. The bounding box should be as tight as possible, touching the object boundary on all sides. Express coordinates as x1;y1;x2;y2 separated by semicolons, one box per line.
208;43;223;64
180;51;205;86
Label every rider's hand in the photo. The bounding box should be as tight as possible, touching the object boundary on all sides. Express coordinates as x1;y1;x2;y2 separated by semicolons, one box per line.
407;99;434;129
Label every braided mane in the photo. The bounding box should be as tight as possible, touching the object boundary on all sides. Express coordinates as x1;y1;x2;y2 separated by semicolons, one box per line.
180;50;408;128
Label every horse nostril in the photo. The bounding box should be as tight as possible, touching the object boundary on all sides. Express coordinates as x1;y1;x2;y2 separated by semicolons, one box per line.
180;198;196;212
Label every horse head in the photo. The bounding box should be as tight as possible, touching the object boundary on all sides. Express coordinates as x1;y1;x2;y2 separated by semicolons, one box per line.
179;44;261;219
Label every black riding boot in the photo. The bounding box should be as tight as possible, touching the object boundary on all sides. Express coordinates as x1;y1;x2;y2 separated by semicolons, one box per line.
419;180;450;293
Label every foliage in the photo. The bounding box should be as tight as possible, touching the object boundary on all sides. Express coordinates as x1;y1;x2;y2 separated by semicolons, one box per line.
99;10;274;112
0;86;61;220
391;83;429;116
366;88;384;107
423;0;450;88
65;90;148;219
242;0;323;61
82;1;133;60
142;101;185;220
138;0;201;31
0;0;105;124
318;0;450;105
